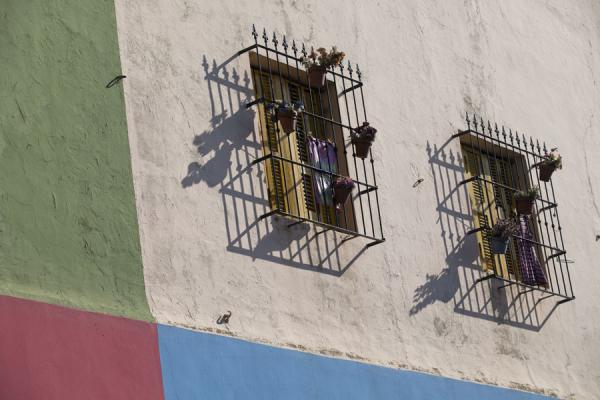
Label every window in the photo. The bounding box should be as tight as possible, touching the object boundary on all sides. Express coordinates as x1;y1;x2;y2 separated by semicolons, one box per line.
462;144;526;279
250;53;355;232
240;28;384;246
455;115;573;303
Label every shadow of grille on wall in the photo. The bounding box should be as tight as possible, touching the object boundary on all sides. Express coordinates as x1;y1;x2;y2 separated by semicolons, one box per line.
451;113;574;304
238;26;384;247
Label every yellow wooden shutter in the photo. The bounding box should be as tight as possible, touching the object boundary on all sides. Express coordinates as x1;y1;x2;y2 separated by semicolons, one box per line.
463;147;520;279
464;149;496;272
252;71;308;217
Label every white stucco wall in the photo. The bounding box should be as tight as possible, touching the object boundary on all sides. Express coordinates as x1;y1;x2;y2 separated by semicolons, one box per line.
114;1;600;398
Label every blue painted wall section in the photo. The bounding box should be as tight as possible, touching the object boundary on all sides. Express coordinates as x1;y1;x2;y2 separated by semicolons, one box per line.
158;325;555;400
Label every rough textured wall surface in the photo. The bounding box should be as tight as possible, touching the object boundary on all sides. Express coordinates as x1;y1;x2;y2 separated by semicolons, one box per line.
0;0;152;320
114;0;600;398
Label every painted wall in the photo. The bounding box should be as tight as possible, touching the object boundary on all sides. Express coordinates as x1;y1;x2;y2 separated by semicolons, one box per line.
114;0;600;398
158;324;553;400
0;0;151;320
0;295;163;400
0;294;553;399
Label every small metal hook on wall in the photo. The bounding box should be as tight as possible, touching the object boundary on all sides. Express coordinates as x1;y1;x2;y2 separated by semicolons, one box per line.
216;311;232;324
106;75;126;88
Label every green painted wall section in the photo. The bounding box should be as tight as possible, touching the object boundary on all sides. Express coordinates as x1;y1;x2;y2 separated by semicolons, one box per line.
0;0;152;320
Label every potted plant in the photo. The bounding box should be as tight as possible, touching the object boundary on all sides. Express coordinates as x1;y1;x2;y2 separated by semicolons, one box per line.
489;218;518;254
513;187;539;215
350;122;377;159
538;147;562;182
301;47;346;88
331;176;355;208
267;101;304;134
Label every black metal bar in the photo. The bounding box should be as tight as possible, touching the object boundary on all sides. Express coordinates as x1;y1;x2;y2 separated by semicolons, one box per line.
258;210;278;220
463;176;557;206
458;176;478;186
245;97;264;108
466;227;485;235
251;154;271;165
276;209;383;241
238;43;258;56
557;297;575;305
546;250;566;260
339;82;363;95
366;239;385;247
537;203;557;213
450;130;470;139
358;187;377;195
487;275;573;300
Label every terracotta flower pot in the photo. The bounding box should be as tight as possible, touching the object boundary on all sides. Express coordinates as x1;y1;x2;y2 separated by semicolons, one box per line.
490;236;510;254
277;110;296;134
307;66;327;88
333;185;353;207
352;140;372;159
538;163;556;182
515;197;535;215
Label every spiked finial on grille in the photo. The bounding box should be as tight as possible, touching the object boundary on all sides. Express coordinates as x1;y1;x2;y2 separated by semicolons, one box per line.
356;64;362;80
347;61;353;76
291;40;297;55
262;28;268;45
272;31;278;47
251;24;258;40
466;112;471;129
282;35;288;51
529;136;534;151
473;114;478;131
494;123;500;138
301;42;307;58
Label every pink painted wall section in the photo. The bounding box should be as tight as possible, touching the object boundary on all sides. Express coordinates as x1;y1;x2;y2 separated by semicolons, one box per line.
0;295;164;400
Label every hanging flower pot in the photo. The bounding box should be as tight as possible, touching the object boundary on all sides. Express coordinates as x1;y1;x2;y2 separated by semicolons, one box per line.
538;163;556;182
307;65;327;88
350;122;377;159
278;109;297;133
332;176;355;208
537;148;562;182
513;187;539;215
267;101;304;134
300;47;346;89
490;236;510;254
489;218;518;254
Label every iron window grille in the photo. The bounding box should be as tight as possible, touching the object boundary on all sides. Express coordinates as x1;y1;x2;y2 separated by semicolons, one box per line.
452;113;574;304
239;26;385;247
